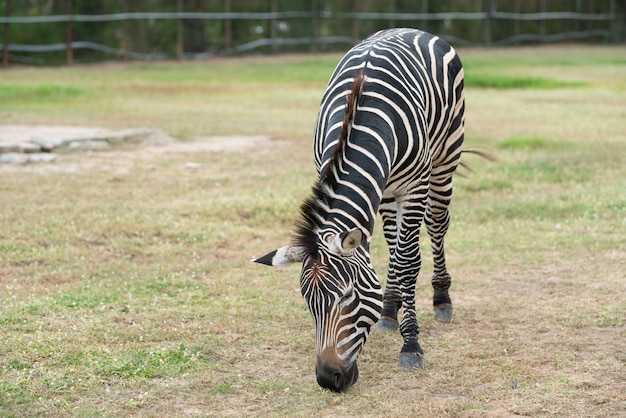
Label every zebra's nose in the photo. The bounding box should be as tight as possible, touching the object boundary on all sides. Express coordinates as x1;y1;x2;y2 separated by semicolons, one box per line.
315;360;358;392
316;363;345;392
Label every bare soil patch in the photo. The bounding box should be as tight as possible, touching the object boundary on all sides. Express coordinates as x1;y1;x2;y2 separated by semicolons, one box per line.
0;124;271;173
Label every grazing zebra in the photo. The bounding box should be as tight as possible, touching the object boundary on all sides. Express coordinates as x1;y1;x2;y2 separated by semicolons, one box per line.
254;28;465;392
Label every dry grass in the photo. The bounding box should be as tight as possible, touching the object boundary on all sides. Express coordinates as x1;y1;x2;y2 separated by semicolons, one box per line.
1;45;625;417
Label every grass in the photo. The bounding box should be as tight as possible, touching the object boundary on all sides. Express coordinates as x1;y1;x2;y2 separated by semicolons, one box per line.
464;74;587;89
1;44;625;416
0;84;85;100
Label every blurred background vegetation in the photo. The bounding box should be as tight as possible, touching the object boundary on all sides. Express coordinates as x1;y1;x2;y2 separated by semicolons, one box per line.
1;0;625;65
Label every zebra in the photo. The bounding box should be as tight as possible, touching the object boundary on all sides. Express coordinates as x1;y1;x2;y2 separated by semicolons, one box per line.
254;28;466;392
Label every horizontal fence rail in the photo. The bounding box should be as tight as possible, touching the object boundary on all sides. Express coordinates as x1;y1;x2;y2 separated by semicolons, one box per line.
0;10;620;24
2;7;624;65
0;12;315;24
5;37;358;60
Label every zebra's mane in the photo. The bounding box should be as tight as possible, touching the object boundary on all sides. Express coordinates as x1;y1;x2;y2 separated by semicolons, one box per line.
293;72;366;257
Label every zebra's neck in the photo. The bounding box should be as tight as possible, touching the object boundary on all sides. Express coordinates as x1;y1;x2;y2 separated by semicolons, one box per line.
317;146;384;239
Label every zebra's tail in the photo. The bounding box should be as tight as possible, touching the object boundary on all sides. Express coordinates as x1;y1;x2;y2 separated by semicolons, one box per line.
457;147;496;176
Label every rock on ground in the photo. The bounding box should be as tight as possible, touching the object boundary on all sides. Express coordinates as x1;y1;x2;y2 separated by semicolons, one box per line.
0;125;171;164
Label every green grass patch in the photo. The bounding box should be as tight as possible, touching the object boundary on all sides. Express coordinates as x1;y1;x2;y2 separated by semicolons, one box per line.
497;136;564;150
459;178;513;193
465;73;586;89
207;382;238;395
461;52;626;69
131;57;338;85
54;290;116;310
0;244;25;253
607;201;626;212
93;344;209;379
490;199;593;221
0;84;85;100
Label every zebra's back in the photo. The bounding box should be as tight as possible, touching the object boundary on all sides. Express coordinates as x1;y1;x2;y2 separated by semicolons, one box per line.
313;28;464;196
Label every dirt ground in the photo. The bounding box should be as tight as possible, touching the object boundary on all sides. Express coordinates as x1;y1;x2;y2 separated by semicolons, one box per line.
0;124;271;173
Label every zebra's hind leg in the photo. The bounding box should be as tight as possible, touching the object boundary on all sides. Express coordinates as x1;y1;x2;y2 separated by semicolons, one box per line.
432;273;453;323
425;172;456;323
377;196;401;332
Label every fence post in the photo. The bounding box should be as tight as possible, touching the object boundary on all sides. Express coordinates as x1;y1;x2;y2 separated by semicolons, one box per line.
610;0;622;42
66;0;73;65
483;0;492;46
421;0;428;33
224;0;231;51
311;0;319;52
453;0;461;40
122;0;129;61
2;0;10;66
587;0;596;31
539;0;546;42
351;0;360;40
270;0;277;53
389;0;396;29
177;0;184;60
514;0;520;44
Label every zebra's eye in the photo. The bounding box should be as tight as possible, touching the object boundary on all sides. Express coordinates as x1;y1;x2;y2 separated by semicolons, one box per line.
342;285;355;300
340;286;358;311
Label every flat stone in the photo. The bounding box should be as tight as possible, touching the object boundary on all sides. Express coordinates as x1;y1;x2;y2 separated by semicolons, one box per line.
0;152;29;164
0;152;57;164
185;162;203;169
28;128;168;153
89;127;155;142
144;129;173;145
30;137;66;151
0;142;20;153
28;153;57;163
67;140;110;151
18;143;42;153
0;125;112;143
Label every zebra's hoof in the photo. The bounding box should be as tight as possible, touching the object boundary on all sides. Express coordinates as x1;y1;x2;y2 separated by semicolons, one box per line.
376;317;399;332
399;352;424;370
434;304;453;323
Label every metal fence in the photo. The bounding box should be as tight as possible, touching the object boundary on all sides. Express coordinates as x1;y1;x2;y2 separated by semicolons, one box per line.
2;1;625;66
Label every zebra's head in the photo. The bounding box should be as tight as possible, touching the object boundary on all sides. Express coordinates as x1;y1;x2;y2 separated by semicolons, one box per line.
254;227;383;392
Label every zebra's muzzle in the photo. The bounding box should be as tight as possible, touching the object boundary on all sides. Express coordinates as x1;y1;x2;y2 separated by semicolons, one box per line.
315;359;359;392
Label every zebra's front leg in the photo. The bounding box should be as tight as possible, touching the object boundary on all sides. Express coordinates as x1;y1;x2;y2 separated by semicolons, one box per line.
395;198;427;370
377;196;401;332
396;236;425;370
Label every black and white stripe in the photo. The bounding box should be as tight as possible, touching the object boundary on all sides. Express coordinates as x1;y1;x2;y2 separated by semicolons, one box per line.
255;28;465;391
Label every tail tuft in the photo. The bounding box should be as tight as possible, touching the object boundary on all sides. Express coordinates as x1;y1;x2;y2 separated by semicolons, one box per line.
457;147;496;177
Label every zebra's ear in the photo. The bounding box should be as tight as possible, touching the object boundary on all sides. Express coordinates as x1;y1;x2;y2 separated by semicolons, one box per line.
252;245;306;266
330;228;363;256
